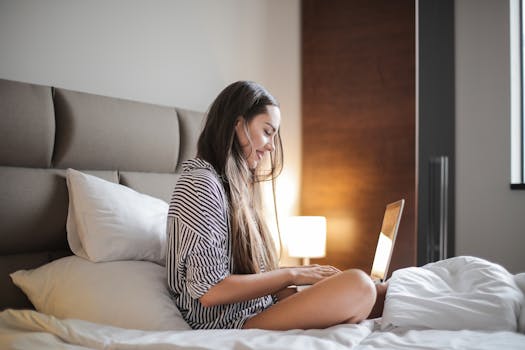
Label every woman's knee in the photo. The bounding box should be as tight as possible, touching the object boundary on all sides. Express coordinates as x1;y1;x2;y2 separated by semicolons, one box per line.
340;269;377;305
333;269;376;323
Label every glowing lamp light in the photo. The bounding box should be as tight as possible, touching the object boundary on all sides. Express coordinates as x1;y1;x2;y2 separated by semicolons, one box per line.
285;216;326;265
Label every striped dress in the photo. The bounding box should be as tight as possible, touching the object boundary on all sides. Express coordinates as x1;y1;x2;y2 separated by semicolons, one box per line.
166;158;273;329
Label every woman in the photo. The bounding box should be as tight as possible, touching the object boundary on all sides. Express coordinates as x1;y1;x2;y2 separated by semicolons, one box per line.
167;81;386;330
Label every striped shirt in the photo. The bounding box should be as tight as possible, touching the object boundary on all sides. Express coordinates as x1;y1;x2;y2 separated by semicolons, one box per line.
166;158;273;329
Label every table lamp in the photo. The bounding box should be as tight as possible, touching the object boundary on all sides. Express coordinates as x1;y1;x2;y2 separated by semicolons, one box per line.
285;216;326;265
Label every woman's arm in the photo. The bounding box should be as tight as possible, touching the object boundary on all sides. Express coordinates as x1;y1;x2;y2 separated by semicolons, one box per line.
199;265;340;307
273;286;298;302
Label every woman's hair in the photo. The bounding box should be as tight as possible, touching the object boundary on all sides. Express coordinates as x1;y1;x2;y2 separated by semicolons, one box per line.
197;81;283;274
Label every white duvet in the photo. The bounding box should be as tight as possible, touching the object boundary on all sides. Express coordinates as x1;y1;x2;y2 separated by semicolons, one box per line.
1;256;524;350
382;256;525;332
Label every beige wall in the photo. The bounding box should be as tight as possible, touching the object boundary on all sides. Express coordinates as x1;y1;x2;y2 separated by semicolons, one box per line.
455;0;525;273
0;0;301;264
0;0;301;243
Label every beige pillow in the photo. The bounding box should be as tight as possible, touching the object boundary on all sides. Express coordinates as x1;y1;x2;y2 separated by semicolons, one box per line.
11;256;190;331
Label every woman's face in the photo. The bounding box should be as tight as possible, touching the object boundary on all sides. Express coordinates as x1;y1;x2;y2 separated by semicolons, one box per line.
235;105;281;170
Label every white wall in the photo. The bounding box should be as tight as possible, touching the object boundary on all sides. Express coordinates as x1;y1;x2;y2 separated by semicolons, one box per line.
455;0;525;273
0;0;301;241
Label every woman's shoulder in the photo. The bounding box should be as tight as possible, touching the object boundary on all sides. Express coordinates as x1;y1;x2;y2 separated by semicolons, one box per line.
175;159;226;201
181;158;216;174
179;159;221;184
170;159;229;235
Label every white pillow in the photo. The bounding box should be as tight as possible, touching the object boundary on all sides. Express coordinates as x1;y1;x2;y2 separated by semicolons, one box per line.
382;256;524;332
10;256;190;331
66;168;168;264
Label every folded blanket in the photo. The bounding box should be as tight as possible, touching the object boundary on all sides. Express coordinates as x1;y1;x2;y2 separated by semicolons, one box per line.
381;256;524;332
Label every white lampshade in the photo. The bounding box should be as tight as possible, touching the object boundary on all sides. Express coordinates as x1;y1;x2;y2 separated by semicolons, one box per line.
285;216;326;264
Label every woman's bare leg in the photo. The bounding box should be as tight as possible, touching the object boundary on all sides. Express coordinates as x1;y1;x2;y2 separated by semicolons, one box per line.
368;282;388;319
242;269;377;330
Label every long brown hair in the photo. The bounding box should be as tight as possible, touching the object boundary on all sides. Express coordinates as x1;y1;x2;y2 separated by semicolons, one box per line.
197;81;283;274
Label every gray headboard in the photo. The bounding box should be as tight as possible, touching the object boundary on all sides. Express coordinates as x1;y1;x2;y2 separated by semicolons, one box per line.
0;78;205;310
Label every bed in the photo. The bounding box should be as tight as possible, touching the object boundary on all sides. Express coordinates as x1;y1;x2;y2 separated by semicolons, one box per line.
0;77;524;349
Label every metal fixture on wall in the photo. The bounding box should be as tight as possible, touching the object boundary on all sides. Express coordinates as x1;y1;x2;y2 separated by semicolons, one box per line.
428;156;449;262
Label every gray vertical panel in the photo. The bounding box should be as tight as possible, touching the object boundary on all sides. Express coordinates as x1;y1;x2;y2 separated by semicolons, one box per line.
429;156;449;262
418;0;456;265
53;88;180;172
176;108;205;171
0;79;55;167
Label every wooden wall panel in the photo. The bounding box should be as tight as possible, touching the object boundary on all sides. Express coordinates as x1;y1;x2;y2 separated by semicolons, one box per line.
301;0;416;274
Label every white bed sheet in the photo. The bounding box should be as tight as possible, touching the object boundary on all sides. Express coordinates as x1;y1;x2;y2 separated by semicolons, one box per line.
358;327;525;350
0;309;373;350
1;309;525;350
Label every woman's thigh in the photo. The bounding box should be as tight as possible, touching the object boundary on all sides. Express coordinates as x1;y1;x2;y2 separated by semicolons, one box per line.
242;269;377;330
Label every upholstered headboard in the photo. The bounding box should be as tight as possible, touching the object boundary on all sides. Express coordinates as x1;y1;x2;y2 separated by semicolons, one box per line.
0;78;205;310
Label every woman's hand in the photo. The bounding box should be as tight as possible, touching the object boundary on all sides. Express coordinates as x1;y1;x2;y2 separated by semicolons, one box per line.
288;264;341;286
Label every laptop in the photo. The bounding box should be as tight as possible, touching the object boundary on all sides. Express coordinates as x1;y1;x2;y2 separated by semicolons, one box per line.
296;199;404;291
370;199;405;282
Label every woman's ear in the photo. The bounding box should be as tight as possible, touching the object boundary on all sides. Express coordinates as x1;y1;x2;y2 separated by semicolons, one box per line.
234;117;244;131
235;117;250;148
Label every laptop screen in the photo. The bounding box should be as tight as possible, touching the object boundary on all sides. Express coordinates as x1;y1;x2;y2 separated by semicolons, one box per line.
370;199;405;281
